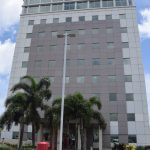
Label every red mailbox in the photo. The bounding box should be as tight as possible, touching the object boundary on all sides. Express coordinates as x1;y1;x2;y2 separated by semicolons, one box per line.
37;142;50;150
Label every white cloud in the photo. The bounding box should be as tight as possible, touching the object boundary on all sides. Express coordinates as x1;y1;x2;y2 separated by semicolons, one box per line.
0;0;23;35
0;39;15;115
145;73;150;120
139;9;150;39
0;40;15;75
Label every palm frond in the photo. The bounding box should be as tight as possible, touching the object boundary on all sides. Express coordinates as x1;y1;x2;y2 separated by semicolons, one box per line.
21;75;37;90
88;96;102;110
11;83;32;94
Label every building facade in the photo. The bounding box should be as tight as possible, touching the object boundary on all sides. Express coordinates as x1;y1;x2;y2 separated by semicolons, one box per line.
1;0;150;148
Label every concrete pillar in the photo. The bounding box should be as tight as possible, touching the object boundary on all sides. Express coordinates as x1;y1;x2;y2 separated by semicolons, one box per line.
78;125;81;150
99;128;102;150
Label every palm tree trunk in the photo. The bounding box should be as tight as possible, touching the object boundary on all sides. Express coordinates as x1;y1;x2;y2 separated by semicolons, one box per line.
51;128;56;150
83;129;87;150
80;120;83;150
18;123;24;150
32;123;35;147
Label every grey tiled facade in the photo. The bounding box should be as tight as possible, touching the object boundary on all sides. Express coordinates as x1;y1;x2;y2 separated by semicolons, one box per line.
27;20;127;148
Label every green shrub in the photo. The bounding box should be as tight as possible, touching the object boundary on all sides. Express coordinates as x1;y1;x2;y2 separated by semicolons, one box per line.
136;146;145;150
145;146;150;150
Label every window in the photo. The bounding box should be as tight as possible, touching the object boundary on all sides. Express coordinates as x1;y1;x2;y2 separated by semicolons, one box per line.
116;0;127;6
122;42;129;48
126;94;134;101
29;0;40;4
128;0;133;6
89;0;100;8
37;45;44;52
28;20;34;25
128;135;137;143
106;27;113;34
92;58;100;65
92;76;100;83
66;59;70;66
40;19;47;24
79;16;85;22
41;0;51;3
119;14;126;19
22;61;28;68
106;15;112;20
109;93;117;101
78;29;85;35
111;135;119;143
125;75;132;82
53;18;59;23
92;43;100;49
40;5;50;13
65;77;70;84
23;7;27;14
48;60;56;68
120;27;127;33
52;3;63;11
12;132;19;139
50;45;56;51
26;33;32;38
35;60;42;68
92;28;100;34
51;31;57;37
107;58;115;65
107;42;114;49
24;47;30;53
27;132;32;140
49;76;55;83
65;30;71;34
123;58;131;65
64;2;75;10
77;76;85;83
77;59;85;66
77;1;87;9
110;113;118;121
78;43;85;50
67;44;71;51
108;75;116;81
102;0;113;7
28;6;39;13
66;17;72;23
127;114;135;121
38;32;45;38
92;15;99;21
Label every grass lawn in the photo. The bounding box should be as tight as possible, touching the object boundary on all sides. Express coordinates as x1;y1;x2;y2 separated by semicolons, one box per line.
0;144;36;150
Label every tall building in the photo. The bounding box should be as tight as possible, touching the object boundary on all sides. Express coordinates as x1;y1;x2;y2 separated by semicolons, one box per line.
1;0;150;148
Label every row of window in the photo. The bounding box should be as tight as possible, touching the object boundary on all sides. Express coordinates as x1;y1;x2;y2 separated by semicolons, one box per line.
28;14;126;25
23;0;133;14
26;28;127;39
12;132;32;140
111;135;137;143
22;58;131;69
25;43;129;53
110;113;135;121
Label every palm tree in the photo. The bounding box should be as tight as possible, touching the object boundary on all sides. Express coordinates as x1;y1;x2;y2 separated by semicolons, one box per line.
44;103;60;150
10;75;52;147
0;92;28;150
52;92;106;150
80;96;106;150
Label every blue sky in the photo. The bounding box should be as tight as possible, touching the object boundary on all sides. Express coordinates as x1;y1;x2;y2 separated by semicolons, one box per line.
0;0;150;115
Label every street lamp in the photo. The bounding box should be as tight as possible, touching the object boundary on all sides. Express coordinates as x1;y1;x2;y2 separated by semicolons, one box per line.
57;32;76;150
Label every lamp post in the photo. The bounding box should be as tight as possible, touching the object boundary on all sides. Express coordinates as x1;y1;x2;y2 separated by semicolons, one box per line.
57;33;75;150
